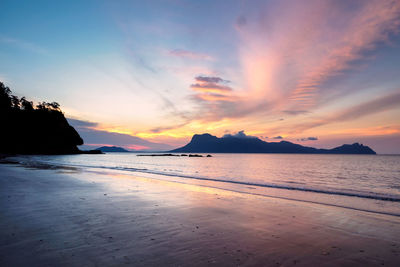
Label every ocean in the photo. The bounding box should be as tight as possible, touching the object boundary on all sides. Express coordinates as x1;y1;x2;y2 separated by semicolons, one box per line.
10;153;400;216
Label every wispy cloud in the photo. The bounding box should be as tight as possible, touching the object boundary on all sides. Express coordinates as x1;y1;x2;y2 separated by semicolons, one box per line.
280;90;400;134
289;0;400;108
298;137;318;142
150;122;189;133
67;118;98;129
238;0;400;113
169;49;214;61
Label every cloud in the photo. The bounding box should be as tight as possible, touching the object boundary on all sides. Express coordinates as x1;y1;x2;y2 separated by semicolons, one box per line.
169;49;213;60
190;83;232;93
334;91;400;122
192;92;237;102
150;122;189;133
67;118;173;151
190;76;232;94
195;76;229;84
67;118;98;128
282;110;310;115
223;130;256;139
190;75;237;103
272;136;283;139
238;0;400;113
280;90;400;134
298;137;318;141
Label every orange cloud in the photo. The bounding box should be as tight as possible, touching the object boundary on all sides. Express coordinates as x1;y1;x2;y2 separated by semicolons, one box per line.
329;126;400;137
193;93;237;102
190;83;232;94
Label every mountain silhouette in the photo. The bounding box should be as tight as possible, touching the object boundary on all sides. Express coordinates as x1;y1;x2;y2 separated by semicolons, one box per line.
0;82;98;155
170;133;376;154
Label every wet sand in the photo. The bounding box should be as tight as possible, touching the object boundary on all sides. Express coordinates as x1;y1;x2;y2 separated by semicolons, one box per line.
1;164;400;266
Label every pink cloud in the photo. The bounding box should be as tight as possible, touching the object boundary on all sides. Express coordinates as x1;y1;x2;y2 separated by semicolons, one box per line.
270;90;400;134
290;0;400;108
238;0;400;112
192;93;237;102
189;75;238;103
190;83;232;94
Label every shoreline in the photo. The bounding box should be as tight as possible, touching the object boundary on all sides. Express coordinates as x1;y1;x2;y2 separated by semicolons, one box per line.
1;163;400;266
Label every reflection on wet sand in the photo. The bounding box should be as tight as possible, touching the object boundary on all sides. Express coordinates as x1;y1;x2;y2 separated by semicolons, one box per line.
1;164;400;266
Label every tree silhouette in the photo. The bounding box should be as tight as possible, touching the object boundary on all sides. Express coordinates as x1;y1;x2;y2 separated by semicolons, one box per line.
10;95;20;109
0;82;12;112
20;97;34;111
0;81;84;154
49;102;60;111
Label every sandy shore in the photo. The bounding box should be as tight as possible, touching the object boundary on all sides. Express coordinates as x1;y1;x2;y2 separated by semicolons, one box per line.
1;163;400;266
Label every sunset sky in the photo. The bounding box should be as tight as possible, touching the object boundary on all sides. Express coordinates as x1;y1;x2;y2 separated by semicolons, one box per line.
1;0;400;153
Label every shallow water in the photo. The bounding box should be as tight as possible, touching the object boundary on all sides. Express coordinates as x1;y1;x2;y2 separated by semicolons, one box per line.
12;153;400;216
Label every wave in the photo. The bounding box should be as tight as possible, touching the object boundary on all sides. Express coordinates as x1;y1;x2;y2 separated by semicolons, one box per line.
109;166;400;202
18;158;400;203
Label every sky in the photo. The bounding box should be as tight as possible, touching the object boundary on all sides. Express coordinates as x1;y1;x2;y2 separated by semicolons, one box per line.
1;0;400;153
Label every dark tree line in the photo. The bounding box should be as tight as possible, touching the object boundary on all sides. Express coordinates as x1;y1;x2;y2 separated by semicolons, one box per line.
0;81;84;154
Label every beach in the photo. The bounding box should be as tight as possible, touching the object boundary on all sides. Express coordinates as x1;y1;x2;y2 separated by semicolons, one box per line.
1;163;400;266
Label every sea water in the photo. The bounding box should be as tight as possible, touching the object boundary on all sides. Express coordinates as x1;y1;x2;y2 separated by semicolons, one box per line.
11;153;400;216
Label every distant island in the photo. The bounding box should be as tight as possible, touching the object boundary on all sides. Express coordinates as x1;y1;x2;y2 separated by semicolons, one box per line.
96;146;130;152
0;82;100;155
170;133;376;154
